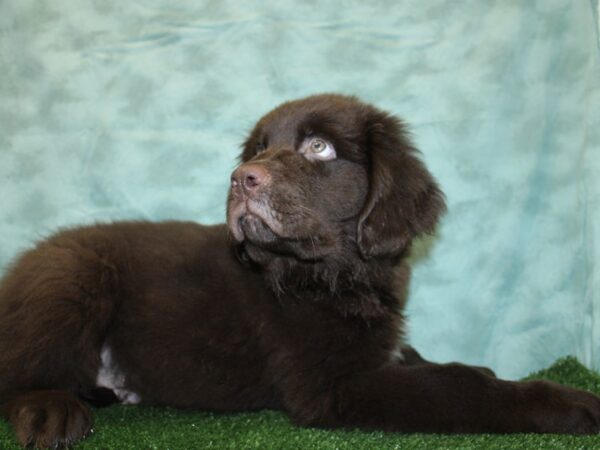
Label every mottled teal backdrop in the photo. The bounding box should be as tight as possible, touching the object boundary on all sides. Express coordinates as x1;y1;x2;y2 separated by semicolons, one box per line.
0;1;599;379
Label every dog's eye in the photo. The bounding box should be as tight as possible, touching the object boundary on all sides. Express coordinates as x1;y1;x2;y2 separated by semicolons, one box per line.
311;139;327;153
300;137;336;161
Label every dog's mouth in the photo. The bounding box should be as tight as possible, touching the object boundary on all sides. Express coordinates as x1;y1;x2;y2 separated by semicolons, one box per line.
227;196;284;244
227;189;335;262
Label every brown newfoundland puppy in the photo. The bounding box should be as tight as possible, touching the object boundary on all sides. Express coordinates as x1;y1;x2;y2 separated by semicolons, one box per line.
1;94;599;448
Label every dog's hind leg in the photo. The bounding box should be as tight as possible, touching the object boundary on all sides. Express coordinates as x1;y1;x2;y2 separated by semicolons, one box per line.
1;390;93;448
0;237;118;448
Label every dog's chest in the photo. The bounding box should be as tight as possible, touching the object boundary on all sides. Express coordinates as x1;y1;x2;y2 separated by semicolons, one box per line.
95;344;141;405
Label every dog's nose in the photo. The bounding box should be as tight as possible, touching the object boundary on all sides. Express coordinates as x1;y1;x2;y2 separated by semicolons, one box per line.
231;164;269;196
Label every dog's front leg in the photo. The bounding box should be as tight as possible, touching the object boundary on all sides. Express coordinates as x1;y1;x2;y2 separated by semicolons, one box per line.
399;345;495;377
326;363;600;434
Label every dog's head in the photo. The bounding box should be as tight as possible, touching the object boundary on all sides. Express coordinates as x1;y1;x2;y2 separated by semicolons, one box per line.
227;94;446;270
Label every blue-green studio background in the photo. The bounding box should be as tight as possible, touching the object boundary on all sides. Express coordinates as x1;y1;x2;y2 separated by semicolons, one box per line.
1;0;599;380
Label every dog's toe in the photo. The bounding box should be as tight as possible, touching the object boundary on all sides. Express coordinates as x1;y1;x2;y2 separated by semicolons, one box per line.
9;390;92;449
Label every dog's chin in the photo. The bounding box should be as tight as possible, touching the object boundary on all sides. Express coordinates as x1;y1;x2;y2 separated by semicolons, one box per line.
227;198;331;261
236;214;279;245
227;196;284;243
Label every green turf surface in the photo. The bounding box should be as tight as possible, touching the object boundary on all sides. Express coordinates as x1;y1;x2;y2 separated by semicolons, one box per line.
1;357;600;449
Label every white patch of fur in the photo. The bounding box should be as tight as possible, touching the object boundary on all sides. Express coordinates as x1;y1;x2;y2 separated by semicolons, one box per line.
96;344;141;405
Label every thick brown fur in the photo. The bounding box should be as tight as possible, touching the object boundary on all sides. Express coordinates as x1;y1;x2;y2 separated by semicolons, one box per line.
1;94;600;448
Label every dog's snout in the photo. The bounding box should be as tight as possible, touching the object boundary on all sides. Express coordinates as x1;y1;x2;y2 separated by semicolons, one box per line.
231;164;270;196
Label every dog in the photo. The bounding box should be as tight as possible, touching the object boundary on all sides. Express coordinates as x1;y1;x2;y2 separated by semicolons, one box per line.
1;94;600;448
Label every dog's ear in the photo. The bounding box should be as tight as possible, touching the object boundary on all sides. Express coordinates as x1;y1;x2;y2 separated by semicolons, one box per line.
357;112;446;259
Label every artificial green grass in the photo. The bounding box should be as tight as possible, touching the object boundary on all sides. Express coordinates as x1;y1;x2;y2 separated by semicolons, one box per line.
1;357;600;449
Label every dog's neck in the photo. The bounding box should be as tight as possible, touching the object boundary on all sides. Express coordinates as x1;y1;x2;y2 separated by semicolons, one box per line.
236;240;410;320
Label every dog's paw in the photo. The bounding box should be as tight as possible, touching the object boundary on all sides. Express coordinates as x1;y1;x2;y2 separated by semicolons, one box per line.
525;381;600;434
8;390;93;448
